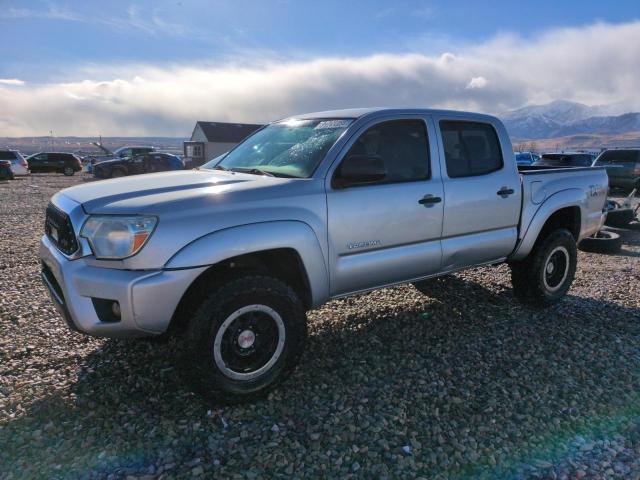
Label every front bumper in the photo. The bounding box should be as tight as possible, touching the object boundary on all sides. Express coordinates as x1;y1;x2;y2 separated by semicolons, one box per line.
39;235;207;338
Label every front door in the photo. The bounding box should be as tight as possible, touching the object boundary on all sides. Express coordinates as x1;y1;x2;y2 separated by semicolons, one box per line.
326;117;444;296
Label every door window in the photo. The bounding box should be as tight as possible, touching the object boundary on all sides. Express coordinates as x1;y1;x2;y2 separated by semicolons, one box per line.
440;121;503;178
334;120;430;186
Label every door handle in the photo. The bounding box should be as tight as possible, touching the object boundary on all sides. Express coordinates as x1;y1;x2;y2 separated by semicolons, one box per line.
497;187;515;197
418;195;442;206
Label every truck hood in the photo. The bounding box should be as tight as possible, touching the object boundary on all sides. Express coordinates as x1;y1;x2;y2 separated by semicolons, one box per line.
61;169;296;214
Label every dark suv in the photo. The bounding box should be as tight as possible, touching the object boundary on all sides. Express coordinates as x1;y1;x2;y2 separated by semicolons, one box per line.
27;152;83;176
93;152;184;178
593;149;640;191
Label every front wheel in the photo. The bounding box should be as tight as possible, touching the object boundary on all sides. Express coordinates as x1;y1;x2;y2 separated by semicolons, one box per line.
510;228;577;306
178;275;307;403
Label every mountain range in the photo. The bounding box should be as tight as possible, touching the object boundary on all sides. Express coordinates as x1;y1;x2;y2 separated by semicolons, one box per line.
503;100;640;143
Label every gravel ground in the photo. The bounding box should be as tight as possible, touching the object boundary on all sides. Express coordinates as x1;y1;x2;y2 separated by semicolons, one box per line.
1;174;640;480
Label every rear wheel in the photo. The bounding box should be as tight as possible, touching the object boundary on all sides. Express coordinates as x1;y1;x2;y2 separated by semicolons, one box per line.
178;275;307;403
63;166;75;176
510;228;577;306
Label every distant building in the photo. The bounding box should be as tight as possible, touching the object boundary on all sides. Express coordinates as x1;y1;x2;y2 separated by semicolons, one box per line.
183;121;262;167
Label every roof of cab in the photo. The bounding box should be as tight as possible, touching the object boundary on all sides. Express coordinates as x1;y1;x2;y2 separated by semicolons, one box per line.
287;107;499;122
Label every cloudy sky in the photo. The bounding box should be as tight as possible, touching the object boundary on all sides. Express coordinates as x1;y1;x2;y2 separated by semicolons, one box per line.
1;0;639;136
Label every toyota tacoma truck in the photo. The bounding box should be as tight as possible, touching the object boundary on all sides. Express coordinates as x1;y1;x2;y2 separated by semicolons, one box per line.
40;108;608;402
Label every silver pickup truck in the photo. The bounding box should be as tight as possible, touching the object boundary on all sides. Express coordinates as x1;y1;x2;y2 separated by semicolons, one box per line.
40;108;608;402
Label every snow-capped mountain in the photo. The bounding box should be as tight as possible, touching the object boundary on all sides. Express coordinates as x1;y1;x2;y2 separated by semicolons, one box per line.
502;100;640;140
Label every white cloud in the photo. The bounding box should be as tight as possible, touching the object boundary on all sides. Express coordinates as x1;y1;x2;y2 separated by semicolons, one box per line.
0;79;25;86
0;3;198;39
2;21;640;136
0;6;81;21
466;76;488;89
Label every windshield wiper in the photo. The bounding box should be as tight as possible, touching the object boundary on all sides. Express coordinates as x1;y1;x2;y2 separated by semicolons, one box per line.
229;167;275;177
213;164;229;171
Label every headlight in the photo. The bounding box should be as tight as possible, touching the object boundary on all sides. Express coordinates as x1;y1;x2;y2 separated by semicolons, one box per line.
81;215;157;259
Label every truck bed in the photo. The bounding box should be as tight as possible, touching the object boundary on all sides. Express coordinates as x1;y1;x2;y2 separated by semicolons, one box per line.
513;164;608;260
517;165;599;174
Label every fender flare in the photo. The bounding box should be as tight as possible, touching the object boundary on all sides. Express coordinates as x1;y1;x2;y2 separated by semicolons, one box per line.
165;221;329;307
510;188;586;261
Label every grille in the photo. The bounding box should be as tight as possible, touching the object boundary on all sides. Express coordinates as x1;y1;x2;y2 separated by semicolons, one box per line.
45;203;79;255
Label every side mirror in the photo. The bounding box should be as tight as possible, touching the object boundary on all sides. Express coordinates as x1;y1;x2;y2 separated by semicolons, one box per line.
333;154;386;189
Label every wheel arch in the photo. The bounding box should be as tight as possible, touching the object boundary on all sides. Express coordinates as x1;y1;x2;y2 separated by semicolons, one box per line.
165;221;329;332
510;189;584;261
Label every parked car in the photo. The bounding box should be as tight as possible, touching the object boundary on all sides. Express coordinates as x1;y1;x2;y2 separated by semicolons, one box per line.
0;150;29;175
0;160;14;179
515;151;540;166
40;107;608;402
533;152;596;168
592;149;640;191
93;152;184;178
27;152;83;176
87;146;156;174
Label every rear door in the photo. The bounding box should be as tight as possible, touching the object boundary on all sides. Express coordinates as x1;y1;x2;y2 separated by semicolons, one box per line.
326;116;444;296
435;117;521;270
131;155;147;174
150;154;170;172
28;153;47;172
48;153;66;172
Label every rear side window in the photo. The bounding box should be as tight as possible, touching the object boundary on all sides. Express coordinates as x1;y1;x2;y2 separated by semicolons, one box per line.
440;121;503;177
341;119;430;184
596;150;640;164
0;151;17;160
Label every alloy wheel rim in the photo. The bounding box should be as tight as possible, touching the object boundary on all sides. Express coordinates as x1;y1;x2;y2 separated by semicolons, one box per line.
543;246;570;292
213;304;286;381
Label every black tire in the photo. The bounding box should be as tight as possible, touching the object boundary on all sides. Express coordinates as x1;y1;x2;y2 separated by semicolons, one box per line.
178;275;307;404
605;208;636;228
110;168;127;178
63;166;75;176
509;228;577;306
578;230;622;254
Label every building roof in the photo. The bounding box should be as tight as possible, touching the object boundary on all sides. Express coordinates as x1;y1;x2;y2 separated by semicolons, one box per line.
193;121;263;143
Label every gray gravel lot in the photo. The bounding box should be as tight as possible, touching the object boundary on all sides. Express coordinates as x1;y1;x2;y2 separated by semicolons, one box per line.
1;174;640;480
